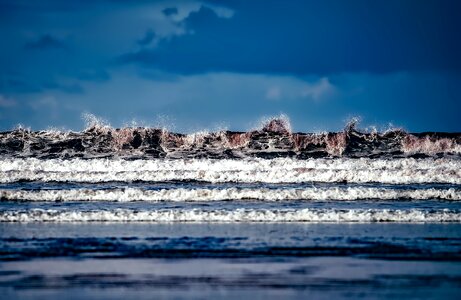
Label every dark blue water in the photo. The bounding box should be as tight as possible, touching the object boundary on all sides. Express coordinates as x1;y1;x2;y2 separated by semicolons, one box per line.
1;223;461;299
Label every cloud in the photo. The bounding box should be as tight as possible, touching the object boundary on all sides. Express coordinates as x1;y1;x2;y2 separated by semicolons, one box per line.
137;29;156;46
24;34;66;50
266;86;281;100
301;77;333;101
115;6;235;73
28;95;61;120
1;73;85;94
75;70;111;82
265;77;333;102
162;7;178;17
2;77;42;93
201;4;234;19
58;71;341;131
0;94;16;107
116;1;461;76
29;96;58;110
1;70;460;132
42;82;84;94
129;2;235;43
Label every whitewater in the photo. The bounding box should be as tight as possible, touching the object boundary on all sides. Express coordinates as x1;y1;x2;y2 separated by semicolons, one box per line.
1;117;460;223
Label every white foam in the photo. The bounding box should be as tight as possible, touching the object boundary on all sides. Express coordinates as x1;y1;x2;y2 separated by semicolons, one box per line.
0;157;460;184
1;208;459;222
1;187;459;202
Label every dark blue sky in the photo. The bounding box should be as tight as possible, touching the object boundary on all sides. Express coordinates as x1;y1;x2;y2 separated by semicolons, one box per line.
0;0;460;132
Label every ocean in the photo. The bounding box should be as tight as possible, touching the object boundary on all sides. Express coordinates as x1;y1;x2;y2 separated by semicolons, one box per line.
0;118;460;299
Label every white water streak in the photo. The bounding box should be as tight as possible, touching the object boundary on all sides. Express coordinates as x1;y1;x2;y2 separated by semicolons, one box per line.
1;158;460;184
1;208;459;223
1;187;460;202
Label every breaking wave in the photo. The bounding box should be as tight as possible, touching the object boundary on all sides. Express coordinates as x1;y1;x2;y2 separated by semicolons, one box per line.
1;157;460;184
1;208;459;223
1;186;460;202
1;116;460;159
1;115;460;224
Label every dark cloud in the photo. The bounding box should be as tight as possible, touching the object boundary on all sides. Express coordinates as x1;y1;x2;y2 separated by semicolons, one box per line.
118;1;461;75
24;34;66;50
137;29;156;46
162;7;178;17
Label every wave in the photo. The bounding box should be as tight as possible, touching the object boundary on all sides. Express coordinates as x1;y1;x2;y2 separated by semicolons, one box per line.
1;157;459;184
1;208;459;222
1;117;460;159
1;187;459;202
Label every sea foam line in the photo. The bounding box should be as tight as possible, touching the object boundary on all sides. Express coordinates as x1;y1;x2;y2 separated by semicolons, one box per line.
0;158;460;184
1;208;459;223
1;187;460;202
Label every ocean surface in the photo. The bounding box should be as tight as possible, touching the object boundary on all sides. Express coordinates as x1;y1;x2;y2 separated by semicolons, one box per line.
1;118;460;299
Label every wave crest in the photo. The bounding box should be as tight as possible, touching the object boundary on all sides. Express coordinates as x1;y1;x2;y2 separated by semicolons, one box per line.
1;116;460;159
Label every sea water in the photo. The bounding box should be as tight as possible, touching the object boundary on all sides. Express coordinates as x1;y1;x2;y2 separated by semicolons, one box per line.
1;119;460;299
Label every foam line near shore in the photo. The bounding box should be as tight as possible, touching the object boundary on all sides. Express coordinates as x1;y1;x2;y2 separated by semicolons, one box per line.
1;158;460;184
1;186;460;202
1;208;460;223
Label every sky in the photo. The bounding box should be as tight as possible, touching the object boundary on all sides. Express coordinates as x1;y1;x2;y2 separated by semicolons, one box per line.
0;0;460;133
